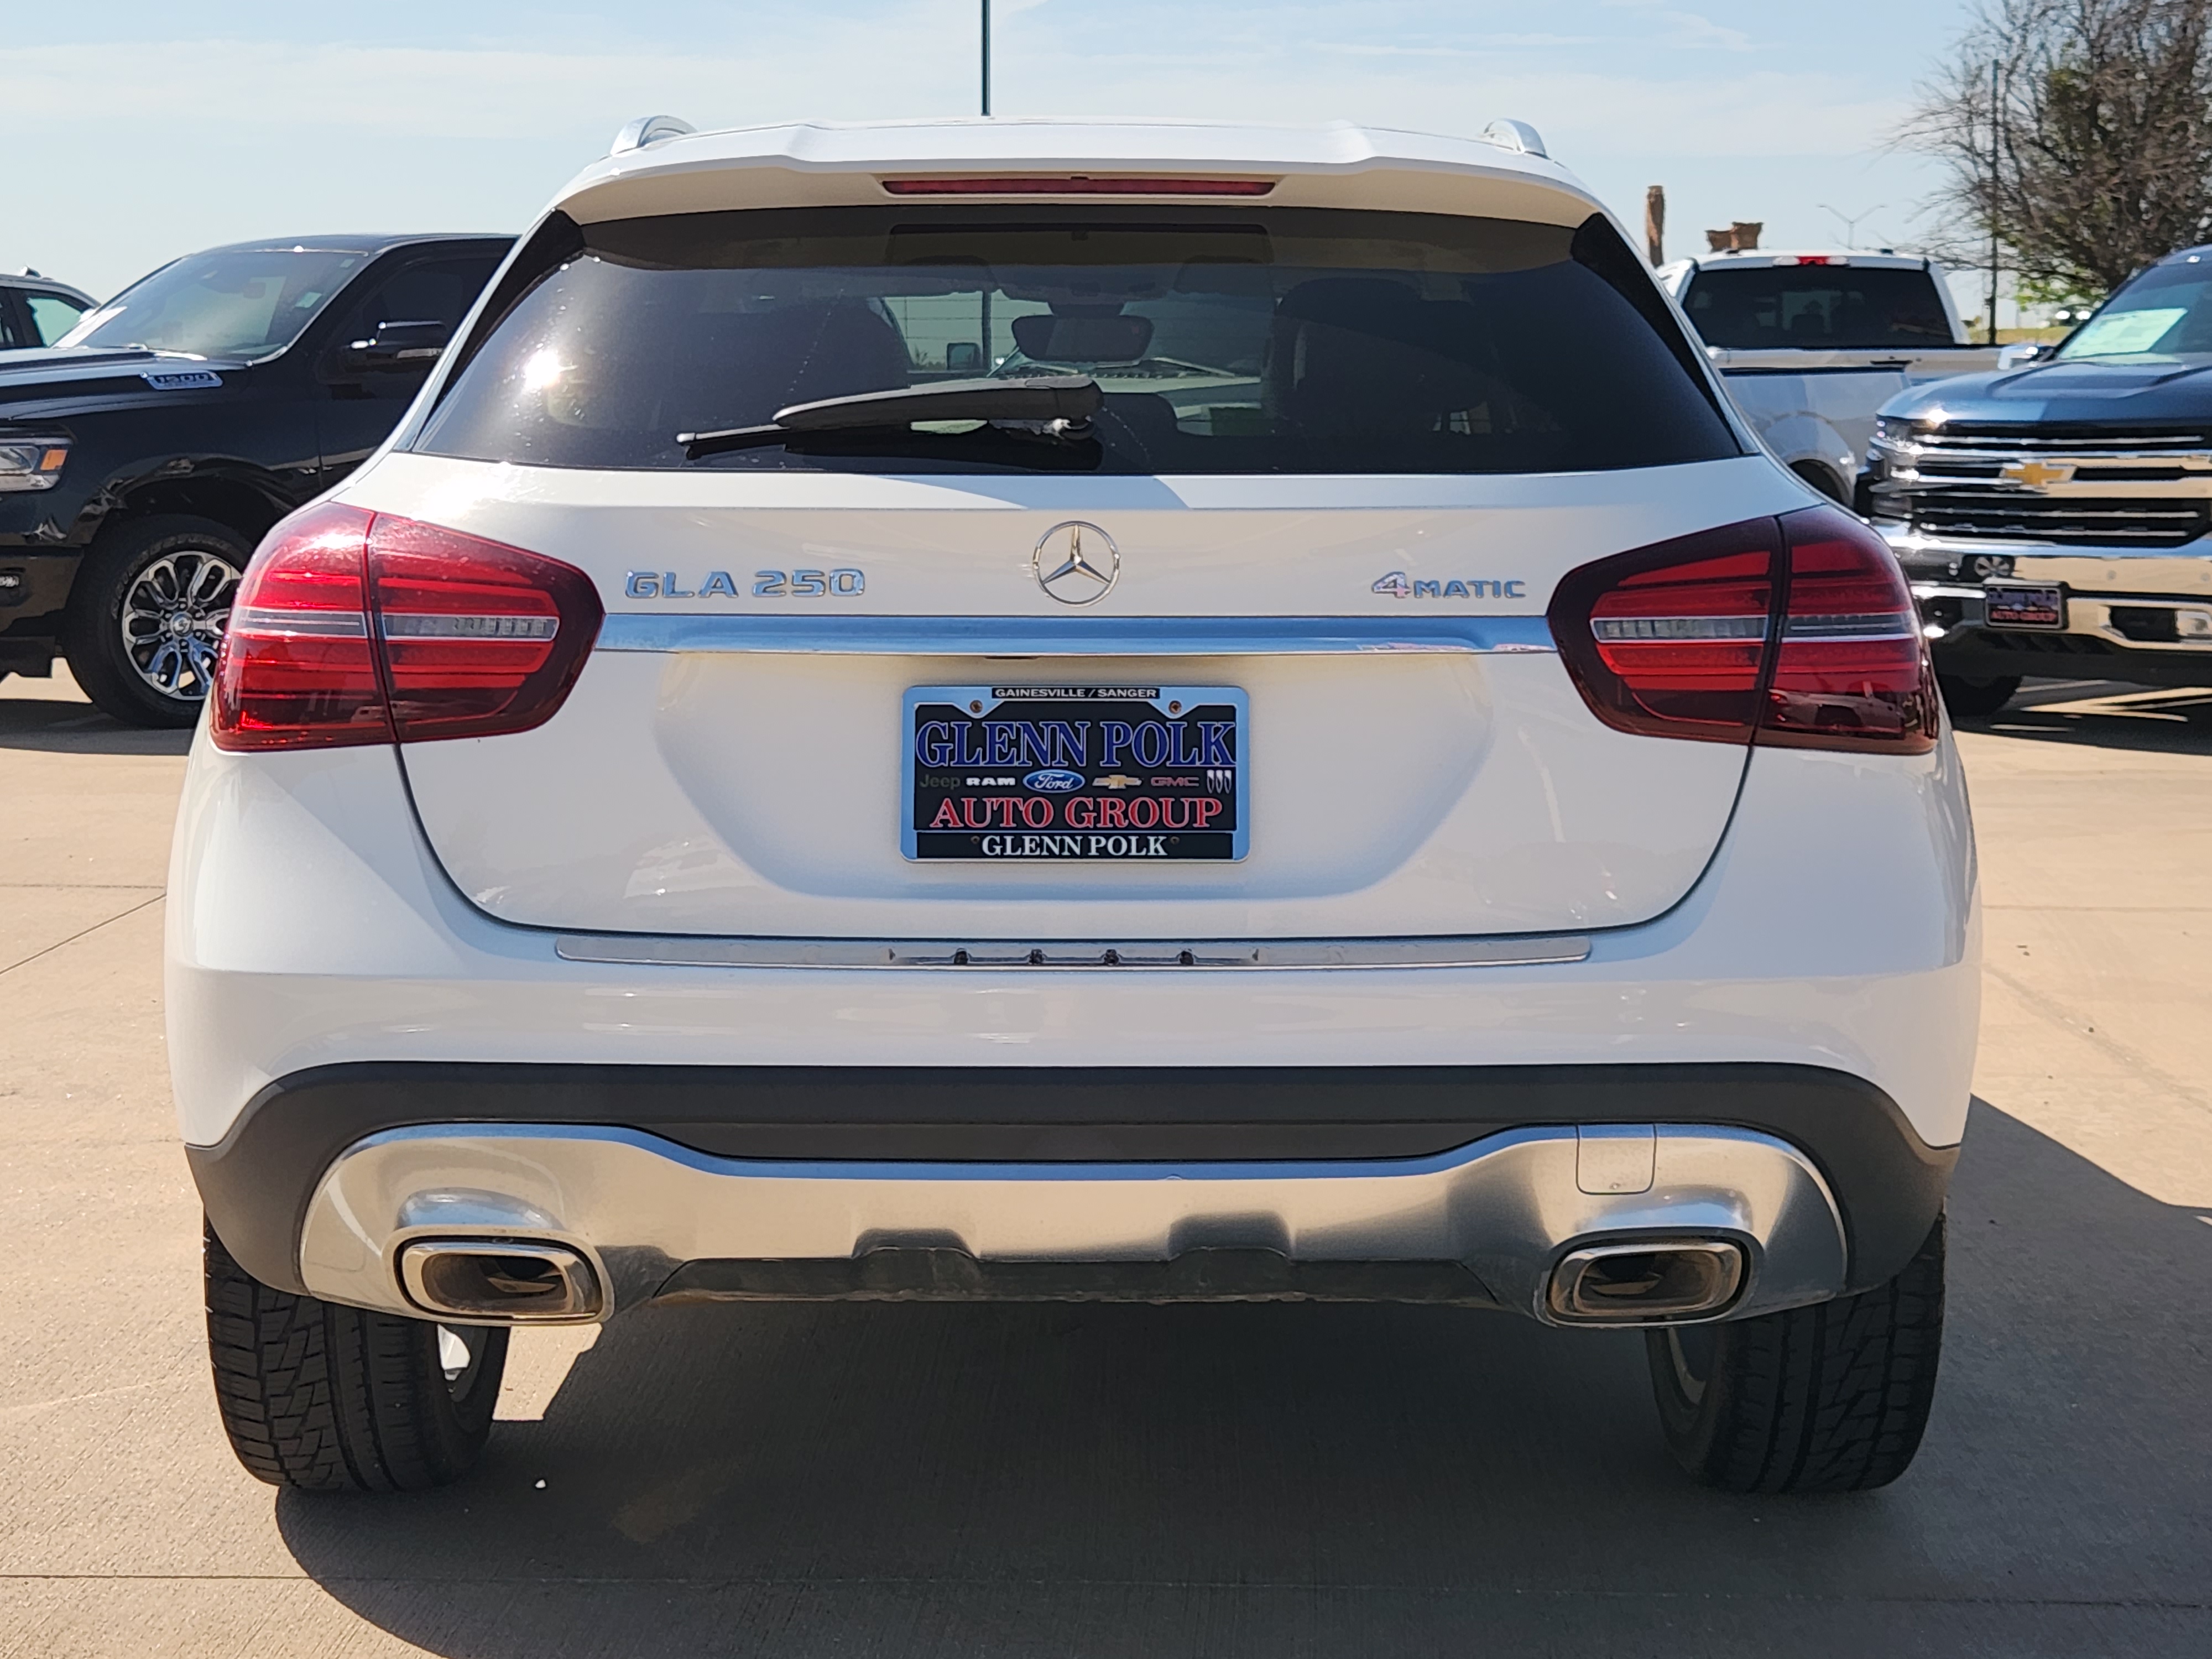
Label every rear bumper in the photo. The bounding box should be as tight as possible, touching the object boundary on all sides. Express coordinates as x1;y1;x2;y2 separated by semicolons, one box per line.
1884;522;2212;684
189;1060;1952;1314
1911;580;2212;686
168;722;1978;1322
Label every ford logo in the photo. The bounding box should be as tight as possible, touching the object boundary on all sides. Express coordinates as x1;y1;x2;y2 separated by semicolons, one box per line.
1024;768;1086;794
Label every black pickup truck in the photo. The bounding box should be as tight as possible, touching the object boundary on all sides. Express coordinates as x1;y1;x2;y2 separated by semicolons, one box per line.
1861;242;2212;715
0;233;509;726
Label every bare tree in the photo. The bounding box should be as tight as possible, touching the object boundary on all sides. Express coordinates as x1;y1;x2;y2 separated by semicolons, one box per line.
1904;0;2212;295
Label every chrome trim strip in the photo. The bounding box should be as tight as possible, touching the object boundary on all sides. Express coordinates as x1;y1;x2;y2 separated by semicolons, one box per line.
298;1121;1849;1326
1877;524;2212;565
593;613;1557;656
555;931;1592;971
229;606;368;638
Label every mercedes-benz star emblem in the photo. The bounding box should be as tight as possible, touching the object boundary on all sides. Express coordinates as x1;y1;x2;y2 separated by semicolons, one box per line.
1032;521;1119;606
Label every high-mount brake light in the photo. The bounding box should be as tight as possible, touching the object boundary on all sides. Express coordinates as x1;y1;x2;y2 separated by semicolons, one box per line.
880;176;1276;196
1549;507;1937;753
211;507;602;752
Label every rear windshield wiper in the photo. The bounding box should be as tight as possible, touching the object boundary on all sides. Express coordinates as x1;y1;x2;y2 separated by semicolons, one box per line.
679;375;1101;460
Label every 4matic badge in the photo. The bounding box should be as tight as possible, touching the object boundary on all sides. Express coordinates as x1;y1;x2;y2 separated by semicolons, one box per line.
1372;571;1527;600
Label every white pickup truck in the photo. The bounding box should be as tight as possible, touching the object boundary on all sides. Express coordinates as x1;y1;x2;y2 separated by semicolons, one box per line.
1656;251;1999;503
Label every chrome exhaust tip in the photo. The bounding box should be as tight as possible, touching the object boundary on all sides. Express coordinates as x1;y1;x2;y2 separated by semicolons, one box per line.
398;1239;604;1323
1545;1239;1747;1326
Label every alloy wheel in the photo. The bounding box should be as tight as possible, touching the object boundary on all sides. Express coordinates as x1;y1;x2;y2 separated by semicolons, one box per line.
119;546;240;701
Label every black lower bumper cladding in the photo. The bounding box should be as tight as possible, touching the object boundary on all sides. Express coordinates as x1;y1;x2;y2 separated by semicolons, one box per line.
187;1061;1956;1300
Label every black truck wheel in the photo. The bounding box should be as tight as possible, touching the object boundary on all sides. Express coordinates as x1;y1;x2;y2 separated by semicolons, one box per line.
204;1222;508;1492
1645;1214;1945;1494
1936;672;2020;719
62;515;248;728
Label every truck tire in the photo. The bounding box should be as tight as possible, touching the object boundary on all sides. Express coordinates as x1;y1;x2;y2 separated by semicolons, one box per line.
1644;1214;1945;1494
204;1222;509;1492
1787;460;1849;504
62;515;248;728
1937;672;2020;719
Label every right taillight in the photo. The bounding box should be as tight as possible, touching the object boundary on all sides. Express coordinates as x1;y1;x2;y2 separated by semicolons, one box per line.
1762;504;1938;753
212;504;602;752
1551;505;1937;754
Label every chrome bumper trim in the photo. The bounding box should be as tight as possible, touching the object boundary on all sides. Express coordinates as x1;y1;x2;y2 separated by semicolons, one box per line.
1879;521;2212;577
1909;583;2212;653
592;613;1558;656
296;1123;1849;1328
554;931;1593;972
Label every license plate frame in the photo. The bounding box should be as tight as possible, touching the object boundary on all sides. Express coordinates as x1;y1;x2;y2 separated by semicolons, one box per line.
904;684;1248;862
1984;582;2068;630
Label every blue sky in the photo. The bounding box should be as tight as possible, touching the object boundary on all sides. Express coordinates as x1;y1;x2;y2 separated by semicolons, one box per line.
8;0;1986;304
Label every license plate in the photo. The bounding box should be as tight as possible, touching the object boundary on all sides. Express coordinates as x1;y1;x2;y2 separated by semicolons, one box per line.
904;685;1247;861
1985;583;2067;629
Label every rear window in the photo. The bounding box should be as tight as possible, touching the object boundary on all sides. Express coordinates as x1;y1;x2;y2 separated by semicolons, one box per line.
1683;264;1954;349
413;206;1739;477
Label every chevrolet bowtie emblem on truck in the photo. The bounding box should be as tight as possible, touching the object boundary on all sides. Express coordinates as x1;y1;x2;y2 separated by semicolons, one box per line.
2001;460;2076;489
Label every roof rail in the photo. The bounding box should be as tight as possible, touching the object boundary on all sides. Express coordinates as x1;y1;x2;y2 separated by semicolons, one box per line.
610;114;697;156
1479;119;1548;160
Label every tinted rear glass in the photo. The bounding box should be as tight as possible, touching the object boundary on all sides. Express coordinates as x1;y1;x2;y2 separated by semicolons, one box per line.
414;207;1738;476
1684;265;1953;349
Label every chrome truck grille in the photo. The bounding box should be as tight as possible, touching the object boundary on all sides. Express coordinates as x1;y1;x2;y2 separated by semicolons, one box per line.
1867;423;2212;549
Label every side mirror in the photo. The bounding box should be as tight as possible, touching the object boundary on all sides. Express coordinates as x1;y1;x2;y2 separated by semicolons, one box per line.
340;319;450;374
1996;341;2050;370
945;341;983;374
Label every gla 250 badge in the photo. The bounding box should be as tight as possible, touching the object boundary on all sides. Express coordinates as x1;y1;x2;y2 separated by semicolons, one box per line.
624;568;865;599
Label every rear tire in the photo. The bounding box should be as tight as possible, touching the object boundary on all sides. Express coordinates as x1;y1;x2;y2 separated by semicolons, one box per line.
1937;672;2020;719
204;1222;508;1492
1644;1214;1945;1494
62;515;248;728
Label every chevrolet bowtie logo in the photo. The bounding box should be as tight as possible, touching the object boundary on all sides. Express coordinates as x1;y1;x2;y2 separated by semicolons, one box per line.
2001;459;2077;489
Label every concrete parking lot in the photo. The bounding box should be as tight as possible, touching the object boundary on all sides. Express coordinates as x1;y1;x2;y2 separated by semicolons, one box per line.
1;670;2207;1657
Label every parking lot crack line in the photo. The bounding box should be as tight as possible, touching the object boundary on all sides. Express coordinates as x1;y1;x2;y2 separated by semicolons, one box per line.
1983;958;2212;1120
0;892;163;979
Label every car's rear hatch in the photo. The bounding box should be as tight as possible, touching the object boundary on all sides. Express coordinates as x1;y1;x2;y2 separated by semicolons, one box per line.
357;453;1797;940
345;121;1790;944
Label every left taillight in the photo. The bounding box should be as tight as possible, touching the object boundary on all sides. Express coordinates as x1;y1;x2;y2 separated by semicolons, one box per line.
212;505;602;752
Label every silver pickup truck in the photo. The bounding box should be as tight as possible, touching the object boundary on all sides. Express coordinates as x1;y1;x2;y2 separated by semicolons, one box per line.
1657;251;1997;503
1861;242;2212;715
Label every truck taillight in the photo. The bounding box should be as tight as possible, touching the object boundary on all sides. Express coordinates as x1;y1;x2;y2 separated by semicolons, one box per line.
1550;506;1937;754
211;505;602;752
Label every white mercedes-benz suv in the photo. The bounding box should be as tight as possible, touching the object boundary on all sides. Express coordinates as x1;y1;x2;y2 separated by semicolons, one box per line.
171;117;1975;1498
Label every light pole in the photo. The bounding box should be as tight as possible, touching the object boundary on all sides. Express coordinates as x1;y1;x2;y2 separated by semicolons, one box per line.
1986;57;2001;345
982;0;992;117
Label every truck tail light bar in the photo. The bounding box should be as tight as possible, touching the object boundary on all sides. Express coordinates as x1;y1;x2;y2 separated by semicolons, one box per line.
1550;505;1937;753
211;503;603;751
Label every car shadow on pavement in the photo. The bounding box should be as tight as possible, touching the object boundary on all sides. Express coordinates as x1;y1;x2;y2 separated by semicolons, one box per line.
0;687;193;755
273;1102;2212;1657
1953;678;2212;754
